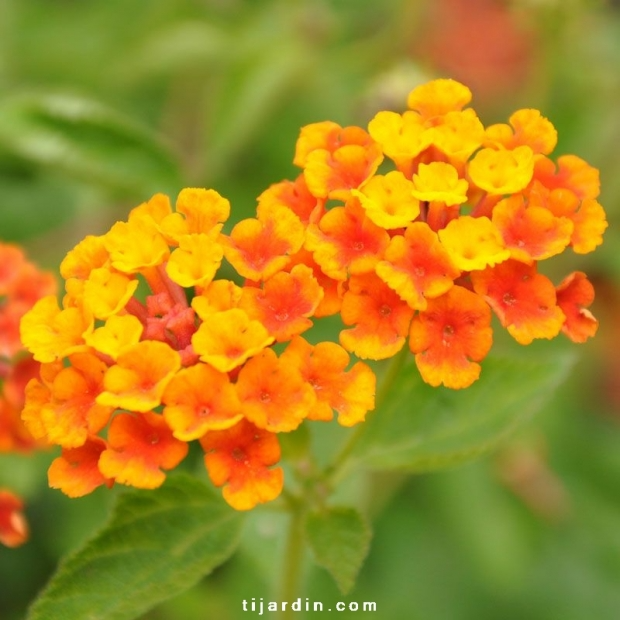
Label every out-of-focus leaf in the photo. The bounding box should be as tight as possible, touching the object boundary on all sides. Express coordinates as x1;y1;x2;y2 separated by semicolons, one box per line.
205;40;312;181
0;173;77;241
117;21;230;79
347;352;576;474
305;507;371;594
26;474;244;620
0;93;183;196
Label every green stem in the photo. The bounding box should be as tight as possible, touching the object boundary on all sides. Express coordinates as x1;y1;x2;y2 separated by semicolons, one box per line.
279;504;305;620
325;345;410;485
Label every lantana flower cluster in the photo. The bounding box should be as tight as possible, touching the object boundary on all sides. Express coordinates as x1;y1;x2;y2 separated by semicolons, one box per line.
19;79;606;511
0;243;57;546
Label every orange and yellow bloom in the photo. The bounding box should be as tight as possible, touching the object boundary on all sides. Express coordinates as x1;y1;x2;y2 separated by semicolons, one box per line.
18;78;605;510
1;243;57;546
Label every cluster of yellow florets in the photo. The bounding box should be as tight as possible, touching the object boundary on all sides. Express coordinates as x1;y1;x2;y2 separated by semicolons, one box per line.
18;78;606;510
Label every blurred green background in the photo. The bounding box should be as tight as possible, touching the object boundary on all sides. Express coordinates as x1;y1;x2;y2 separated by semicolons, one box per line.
1;0;620;618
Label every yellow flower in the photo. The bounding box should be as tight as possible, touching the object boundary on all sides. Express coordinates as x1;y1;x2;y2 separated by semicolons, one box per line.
411;162;469;205
84;314;144;360
165;232;224;288
468;145;534;195
353;170;420;229
161;188;230;243
191;308;274;372
191;280;243;318
438;216;510;271
427;109;485;163
407;78;472;118
129;193;173;226
82;267;139;319
104;218;170;273
367;110;430;169
60;235;109;280
20;296;91;363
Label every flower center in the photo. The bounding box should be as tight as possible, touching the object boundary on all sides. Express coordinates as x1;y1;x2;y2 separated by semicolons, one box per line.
379;304;392;317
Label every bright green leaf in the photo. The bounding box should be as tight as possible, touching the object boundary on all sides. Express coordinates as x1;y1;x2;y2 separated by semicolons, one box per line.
0;92;183;196
26;474;245;620
305;507;371;594
348;352;576;474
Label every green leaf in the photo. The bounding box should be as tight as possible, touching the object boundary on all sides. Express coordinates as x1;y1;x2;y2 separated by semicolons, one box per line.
348;352;576;474
118;21;230;79
26;474;245;620
305;507;371;594
0;92;182;196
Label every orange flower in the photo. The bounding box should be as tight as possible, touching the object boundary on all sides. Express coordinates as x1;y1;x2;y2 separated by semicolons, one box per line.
485;109;557;155
527;182;607;254
492;194;573;263
23;352;112;449
281;336;376;426
294;121;377;168
48;436;113;497
1;244;57;358
569;198;607;255
532;154;600;201
0;489;28;547
0;357;43;452
306;199;390;281
235;348;316;432
19;361;60;443
293;121;346;166
239;264;323;342
409;286;492;389
201;418;283;511
162;363;242;440
471;260;565;344
0;244;29;292
258;174;322;224
340;272;415;359
376;222;460;310
285;248;343;318
223;202;305;281
97;341;181;412
303;144;384;201
99;411;188;489
191;308;274;372
12;77;608;507
296;122;383;201
556;272;598;343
